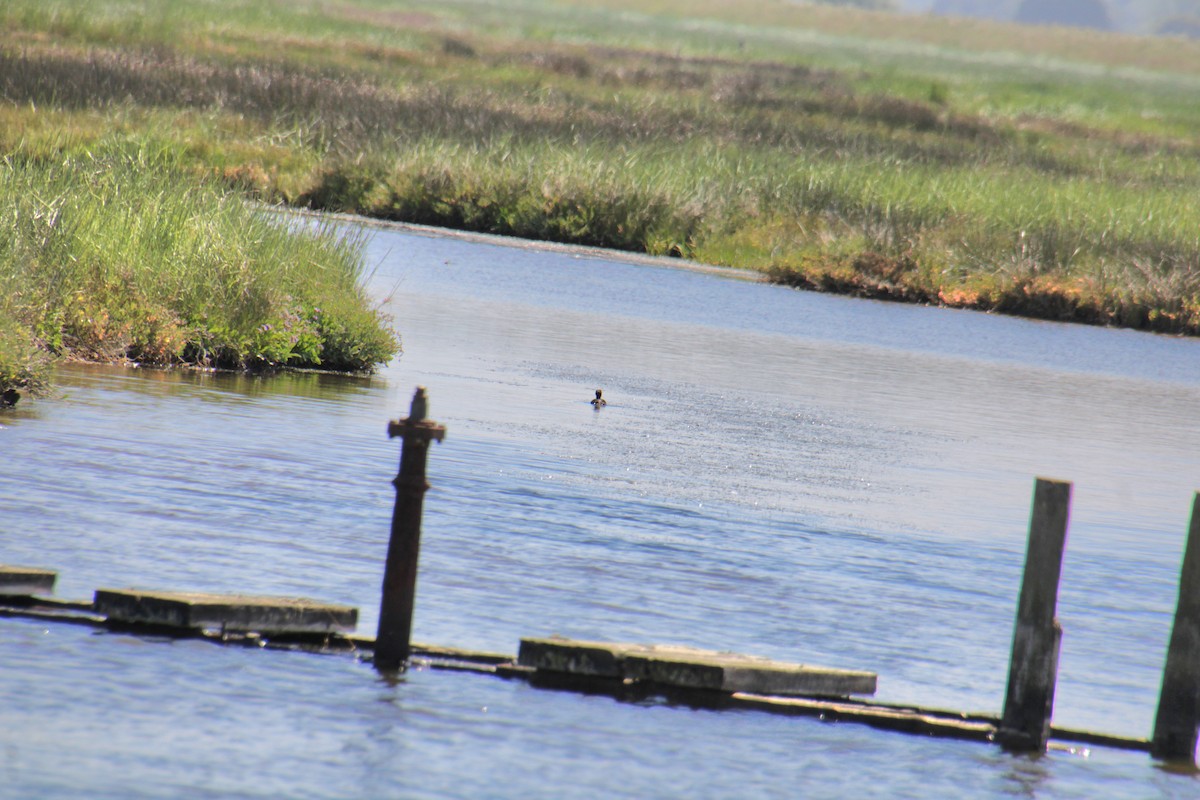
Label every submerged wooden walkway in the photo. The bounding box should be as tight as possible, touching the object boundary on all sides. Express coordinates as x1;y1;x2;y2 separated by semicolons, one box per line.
0;573;1148;757
4;387;1196;766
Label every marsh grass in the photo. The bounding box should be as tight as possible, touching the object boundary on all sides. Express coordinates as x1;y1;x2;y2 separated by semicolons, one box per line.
0;146;398;395
4;0;1200;397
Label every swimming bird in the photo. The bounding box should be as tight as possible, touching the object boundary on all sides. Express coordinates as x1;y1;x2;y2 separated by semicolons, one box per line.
590;389;606;408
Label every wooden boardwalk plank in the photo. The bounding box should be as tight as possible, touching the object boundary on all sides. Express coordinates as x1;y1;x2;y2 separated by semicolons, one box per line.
93;588;357;634
519;637;877;698
0;565;57;596
731;693;997;742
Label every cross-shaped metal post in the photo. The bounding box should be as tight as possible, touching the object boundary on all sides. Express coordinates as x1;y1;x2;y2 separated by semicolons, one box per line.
374;386;446;671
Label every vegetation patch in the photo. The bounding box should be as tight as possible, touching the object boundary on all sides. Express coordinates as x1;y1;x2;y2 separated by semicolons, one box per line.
4;0;1200;396
0;146;398;399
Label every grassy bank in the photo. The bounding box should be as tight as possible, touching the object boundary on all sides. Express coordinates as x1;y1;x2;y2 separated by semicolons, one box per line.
3;0;1200;397
0;147;398;398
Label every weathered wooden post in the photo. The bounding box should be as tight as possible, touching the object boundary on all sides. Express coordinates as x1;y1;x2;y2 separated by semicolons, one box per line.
997;477;1072;753
375;386;446;672
1151;492;1200;764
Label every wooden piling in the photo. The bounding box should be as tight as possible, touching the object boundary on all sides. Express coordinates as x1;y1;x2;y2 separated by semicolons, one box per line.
997;477;1072;753
374;387;446;672
1151;492;1200;763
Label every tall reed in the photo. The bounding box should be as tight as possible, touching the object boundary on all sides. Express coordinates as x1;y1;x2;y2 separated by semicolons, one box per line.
0;145;398;396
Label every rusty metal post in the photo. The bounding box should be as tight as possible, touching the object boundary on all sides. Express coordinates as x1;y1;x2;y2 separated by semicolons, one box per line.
997;477;1072;753
375;386;446;671
1151;492;1200;764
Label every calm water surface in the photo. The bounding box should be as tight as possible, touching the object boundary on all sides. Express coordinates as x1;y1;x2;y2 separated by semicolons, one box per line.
3;221;1200;798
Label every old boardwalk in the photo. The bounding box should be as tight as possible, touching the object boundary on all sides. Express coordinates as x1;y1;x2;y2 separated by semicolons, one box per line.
2;389;1198;766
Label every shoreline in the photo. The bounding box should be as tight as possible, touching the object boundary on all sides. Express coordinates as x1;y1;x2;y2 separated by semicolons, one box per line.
280;206;769;285
284;206;1200;340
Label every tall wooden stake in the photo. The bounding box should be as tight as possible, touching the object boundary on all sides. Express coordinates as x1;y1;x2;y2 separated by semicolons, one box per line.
997;477;1072;753
375;387;446;672
1151;492;1200;763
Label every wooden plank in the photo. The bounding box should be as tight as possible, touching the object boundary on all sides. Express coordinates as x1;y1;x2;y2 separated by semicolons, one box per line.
93;588;357;634
0;565;57;596
733;693;1151;752
519;637;877;697
1053;725;1150;753
730;693;997;742
410;641;517;665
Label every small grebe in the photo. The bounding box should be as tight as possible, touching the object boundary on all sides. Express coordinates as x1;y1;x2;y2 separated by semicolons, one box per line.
590;389;606;407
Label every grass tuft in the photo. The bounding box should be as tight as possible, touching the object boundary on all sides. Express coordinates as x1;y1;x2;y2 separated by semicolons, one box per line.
0;145;398;395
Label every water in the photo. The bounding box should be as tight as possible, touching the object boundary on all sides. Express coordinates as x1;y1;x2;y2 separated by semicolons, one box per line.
3;220;1200;798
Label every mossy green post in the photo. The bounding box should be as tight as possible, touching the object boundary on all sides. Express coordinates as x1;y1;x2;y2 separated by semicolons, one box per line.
375;387;446;672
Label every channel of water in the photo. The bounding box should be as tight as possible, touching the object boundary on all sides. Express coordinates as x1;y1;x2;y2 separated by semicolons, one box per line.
2;219;1199;798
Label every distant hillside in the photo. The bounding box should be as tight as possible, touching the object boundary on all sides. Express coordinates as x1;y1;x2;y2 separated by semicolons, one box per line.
903;0;1200;34
816;0;900;8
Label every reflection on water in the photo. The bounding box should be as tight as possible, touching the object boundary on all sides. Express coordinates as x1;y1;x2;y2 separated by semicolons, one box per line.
3;222;1200;798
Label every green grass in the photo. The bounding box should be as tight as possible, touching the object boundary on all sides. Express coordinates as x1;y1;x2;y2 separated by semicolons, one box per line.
4;0;1200;397
0;145;398;397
